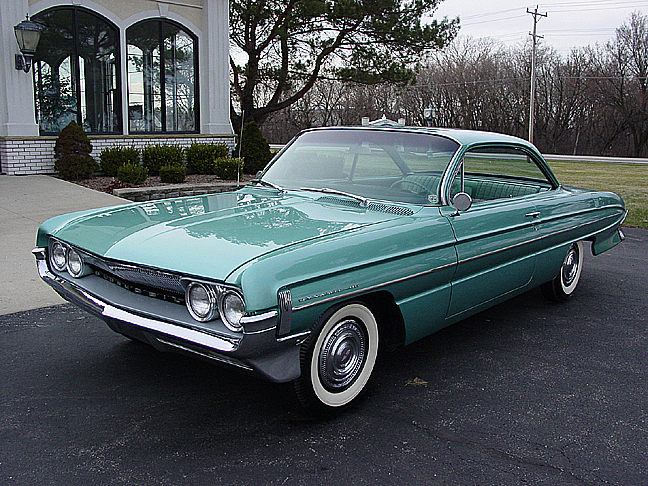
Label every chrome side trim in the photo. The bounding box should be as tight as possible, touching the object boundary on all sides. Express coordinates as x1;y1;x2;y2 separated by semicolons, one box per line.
292;261;456;312
291;211;623;313
277;329;310;343
277;289;293;336
455;211;624;266
241;310;278;324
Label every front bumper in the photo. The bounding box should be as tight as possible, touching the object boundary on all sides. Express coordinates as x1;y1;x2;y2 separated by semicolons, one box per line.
33;249;306;383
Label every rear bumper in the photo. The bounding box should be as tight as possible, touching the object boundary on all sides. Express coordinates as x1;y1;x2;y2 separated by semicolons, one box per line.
34;249;306;383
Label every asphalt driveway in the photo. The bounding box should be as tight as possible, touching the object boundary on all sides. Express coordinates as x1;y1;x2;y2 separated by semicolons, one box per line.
0;228;646;485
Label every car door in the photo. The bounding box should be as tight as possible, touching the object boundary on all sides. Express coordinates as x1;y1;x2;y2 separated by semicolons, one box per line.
440;145;554;320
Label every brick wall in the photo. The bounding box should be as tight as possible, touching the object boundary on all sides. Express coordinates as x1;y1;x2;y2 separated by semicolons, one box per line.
0;134;236;176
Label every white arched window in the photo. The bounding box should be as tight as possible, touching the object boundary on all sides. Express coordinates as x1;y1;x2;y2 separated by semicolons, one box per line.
127;19;198;133
33;7;121;134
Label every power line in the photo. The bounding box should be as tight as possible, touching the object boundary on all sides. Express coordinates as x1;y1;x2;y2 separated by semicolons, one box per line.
401;76;648;90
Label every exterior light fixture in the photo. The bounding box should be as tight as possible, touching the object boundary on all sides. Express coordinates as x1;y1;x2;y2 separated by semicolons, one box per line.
14;15;43;73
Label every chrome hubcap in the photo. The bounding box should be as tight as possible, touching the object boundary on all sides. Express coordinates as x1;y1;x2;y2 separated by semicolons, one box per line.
319;319;366;391
562;244;579;286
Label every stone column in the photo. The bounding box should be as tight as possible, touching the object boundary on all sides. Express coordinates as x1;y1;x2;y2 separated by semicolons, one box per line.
200;0;233;135
0;0;39;137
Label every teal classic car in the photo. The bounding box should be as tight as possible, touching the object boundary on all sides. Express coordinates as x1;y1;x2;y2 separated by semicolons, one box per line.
34;127;626;413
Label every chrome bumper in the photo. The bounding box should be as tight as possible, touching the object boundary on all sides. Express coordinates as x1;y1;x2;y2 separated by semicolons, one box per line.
33;248;306;383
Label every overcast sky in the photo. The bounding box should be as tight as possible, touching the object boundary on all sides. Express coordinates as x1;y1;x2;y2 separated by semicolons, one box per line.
430;0;646;54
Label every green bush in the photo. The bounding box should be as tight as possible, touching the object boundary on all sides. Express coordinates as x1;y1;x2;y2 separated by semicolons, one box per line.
142;145;184;176
235;121;272;174
54;154;98;181
100;146;140;177
54;121;92;159
117;162;148;185
213;157;244;180
54;121;95;180
186;143;229;174
159;164;186;183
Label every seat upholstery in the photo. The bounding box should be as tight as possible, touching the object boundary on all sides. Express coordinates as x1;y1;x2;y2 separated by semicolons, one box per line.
465;180;539;201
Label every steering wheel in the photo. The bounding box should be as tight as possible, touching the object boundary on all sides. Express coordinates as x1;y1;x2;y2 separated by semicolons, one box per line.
389;178;431;195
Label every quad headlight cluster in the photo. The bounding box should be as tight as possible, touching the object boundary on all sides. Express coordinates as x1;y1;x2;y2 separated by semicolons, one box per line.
49;239;92;278
49;238;247;332
184;281;246;332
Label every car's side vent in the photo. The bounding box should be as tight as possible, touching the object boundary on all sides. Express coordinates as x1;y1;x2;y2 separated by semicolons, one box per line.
316;196;414;216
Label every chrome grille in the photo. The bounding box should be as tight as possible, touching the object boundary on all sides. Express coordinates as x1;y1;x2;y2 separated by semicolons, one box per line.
106;263;184;293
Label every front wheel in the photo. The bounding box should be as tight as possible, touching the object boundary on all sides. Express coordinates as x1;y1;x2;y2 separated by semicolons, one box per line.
294;302;379;414
541;241;584;302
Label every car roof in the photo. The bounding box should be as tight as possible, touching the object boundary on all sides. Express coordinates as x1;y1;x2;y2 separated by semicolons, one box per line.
305;126;536;151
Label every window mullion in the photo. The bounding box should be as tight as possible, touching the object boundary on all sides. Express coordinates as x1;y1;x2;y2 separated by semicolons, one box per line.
159;20;166;133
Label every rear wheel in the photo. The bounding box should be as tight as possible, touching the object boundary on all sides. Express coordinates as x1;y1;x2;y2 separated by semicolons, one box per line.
542;241;584;302
295;302;379;414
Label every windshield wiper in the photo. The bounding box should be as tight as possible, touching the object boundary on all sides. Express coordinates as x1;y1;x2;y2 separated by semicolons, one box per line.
299;187;369;207
251;179;286;193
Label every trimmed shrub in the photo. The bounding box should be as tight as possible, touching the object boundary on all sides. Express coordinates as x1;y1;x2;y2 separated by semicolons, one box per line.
142;145;184;176
213;157;244;180
54;120;95;180
186;143;229;174
159;164;186;183
235;121;272;174
54;155;98;181
100;146;140;177
54;120;92;159
117;162;148;185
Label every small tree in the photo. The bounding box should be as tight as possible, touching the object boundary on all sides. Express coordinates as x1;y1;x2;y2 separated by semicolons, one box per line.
53;121;97;180
235;121;272;174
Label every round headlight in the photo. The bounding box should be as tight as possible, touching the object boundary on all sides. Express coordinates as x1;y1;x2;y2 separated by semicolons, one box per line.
221;291;245;332
50;241;67;271
66;248;87;278
186;282;219;322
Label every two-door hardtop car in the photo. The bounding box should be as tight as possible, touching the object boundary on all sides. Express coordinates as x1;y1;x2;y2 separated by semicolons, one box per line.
34;126;626;412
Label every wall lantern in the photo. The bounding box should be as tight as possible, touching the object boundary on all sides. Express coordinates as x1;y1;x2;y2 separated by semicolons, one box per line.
14;15;43;73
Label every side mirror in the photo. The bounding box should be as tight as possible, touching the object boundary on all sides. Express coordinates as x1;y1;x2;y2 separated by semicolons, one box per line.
452;192;472;212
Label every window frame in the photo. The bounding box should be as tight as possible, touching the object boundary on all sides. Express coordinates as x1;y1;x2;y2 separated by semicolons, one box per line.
32;6;123;136
126;18;199;134
447;143;559;205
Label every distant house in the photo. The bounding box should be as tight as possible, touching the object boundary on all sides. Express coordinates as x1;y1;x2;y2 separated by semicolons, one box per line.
0;0;233;175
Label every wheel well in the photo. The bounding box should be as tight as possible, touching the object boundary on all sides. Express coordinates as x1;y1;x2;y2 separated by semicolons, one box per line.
358;291;405;352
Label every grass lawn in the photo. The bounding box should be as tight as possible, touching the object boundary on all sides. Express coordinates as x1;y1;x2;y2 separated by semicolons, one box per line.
547;160;648;229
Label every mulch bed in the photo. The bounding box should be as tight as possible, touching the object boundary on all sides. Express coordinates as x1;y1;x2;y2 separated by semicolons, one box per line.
73;174;254;195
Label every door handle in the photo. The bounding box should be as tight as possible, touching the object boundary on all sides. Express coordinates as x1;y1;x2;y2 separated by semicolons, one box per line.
525;211;540;218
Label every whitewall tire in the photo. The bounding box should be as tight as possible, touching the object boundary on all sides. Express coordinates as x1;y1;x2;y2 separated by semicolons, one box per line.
295;302;379;413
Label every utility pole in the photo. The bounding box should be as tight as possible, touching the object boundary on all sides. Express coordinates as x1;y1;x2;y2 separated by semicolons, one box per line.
527;5;547;144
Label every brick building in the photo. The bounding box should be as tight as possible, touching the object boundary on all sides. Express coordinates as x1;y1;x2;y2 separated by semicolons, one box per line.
0;0;233;175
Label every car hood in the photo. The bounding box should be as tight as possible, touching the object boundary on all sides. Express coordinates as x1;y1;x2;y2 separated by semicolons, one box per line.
51;188;409;280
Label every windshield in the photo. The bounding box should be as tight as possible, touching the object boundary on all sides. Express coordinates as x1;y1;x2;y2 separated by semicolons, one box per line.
261;129;459;205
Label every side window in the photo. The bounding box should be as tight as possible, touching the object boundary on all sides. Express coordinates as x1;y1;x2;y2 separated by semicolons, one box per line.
451;146;553;203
